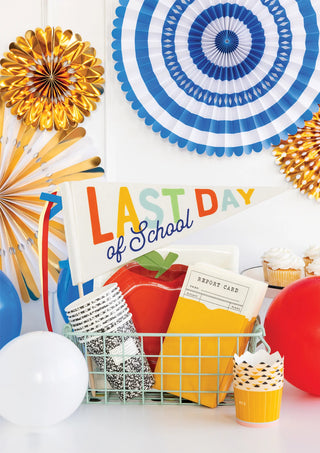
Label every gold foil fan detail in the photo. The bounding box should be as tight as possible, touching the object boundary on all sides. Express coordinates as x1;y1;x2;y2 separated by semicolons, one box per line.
0;26;104;131
273;110;320;201
0;95;104;302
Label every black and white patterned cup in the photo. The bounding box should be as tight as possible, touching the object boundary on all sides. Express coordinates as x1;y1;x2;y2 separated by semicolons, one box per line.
68;303;129;332
66;292;125;319
65;285;128;330
65;285;154;400
84;313;155;400
65;284;120;316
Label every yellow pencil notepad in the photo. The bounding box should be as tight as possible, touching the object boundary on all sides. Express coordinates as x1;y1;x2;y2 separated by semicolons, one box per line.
154;263;267;408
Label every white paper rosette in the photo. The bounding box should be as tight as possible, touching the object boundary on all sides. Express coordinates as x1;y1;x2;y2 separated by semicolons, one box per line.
113;0;320;157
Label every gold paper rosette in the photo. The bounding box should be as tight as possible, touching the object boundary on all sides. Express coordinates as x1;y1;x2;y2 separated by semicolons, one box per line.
273;109;320;201
0;27;104;131
0;95;104;302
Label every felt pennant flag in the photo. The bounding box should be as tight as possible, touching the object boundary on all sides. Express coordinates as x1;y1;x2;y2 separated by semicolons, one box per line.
59;180;286;285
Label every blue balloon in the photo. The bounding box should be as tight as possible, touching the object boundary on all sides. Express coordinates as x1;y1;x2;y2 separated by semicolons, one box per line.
57;260;93;323
0;271;22;349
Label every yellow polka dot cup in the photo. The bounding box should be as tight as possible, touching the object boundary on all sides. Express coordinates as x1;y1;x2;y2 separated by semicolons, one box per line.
233;350;284;427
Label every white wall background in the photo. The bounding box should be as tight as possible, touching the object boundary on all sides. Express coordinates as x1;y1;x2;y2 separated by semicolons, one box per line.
1;0;320;333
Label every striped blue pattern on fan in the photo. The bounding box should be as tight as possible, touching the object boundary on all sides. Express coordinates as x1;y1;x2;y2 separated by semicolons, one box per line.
112;0;320;157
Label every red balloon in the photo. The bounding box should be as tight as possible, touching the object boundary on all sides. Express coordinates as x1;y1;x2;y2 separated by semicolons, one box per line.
264;276;320;396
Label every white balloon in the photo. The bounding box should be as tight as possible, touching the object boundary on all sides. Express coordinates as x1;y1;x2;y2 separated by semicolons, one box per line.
0;331;88;427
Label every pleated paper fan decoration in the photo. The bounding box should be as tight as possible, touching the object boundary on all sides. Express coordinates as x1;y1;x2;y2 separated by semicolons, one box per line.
273;108;320;201
112;0;320;157
0;26;104;131
0;96;104;302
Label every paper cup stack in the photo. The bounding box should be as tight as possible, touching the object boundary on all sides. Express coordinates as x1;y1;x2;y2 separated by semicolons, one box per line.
65;284;154;400
233;350;284;427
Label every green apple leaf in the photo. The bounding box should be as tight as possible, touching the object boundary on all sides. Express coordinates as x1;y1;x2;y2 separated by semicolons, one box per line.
157;252;179;278
135;251;164;271
135;251;179;278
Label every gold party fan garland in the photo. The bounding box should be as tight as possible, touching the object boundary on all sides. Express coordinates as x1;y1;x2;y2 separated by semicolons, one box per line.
0;26;104;130
273;109;320;201
0;95;104;303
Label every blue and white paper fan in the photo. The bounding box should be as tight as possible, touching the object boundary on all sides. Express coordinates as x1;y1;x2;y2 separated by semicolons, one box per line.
112;0;320;157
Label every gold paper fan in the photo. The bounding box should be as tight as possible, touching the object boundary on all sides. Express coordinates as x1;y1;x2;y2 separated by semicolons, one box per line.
0;95;104;302
0;26;104;131
273;109;320;201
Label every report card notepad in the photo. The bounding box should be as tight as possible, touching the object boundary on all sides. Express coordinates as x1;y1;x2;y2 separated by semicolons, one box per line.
154;263;267;407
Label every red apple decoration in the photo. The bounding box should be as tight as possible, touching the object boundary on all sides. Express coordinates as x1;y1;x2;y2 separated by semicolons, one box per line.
105;251;187;370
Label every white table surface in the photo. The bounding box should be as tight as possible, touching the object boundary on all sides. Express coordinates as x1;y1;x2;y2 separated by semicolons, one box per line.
0;381;319;453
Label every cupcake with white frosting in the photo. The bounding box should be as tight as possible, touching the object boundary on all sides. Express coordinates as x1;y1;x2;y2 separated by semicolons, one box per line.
303;245;320;267
267;253;305;287
306;258;320;277
262;248;294;282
